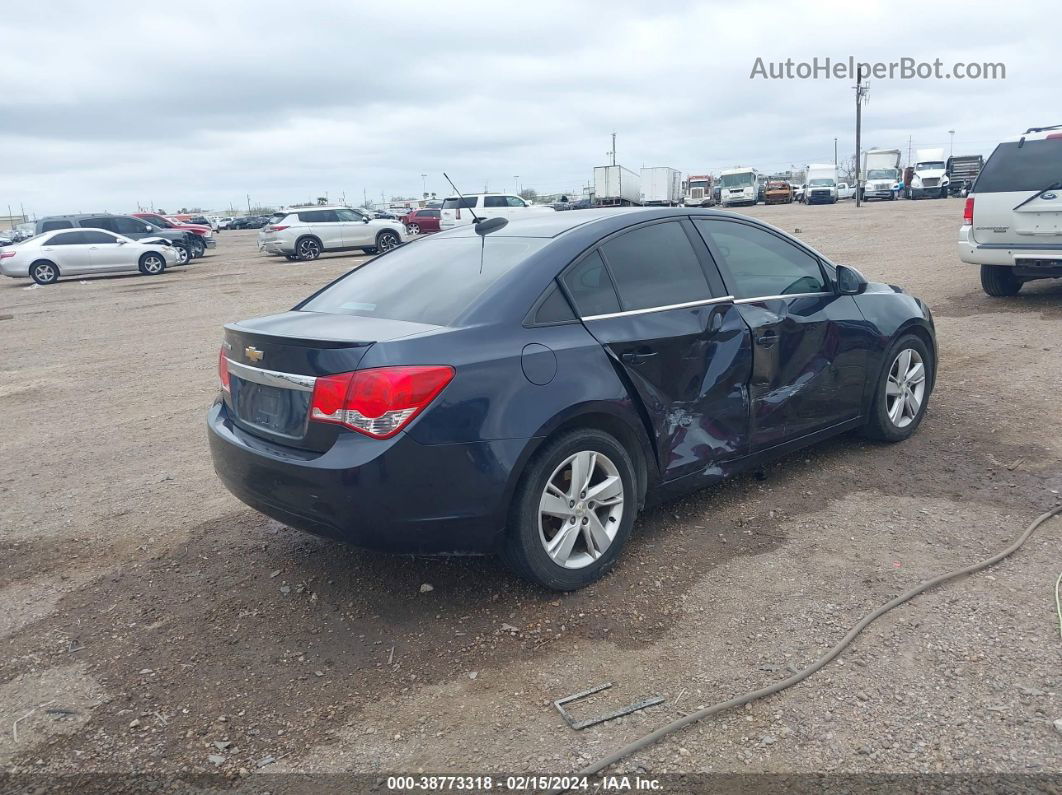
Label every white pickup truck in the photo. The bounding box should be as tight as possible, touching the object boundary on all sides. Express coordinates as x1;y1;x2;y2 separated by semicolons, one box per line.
440;193;555;230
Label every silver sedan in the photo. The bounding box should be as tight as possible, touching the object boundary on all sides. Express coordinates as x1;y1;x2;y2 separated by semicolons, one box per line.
0;228;180;285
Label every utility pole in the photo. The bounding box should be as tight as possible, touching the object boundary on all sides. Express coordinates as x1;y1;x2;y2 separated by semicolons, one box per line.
246;194;251;215
907;135;912;166
948;129;955;157
514;175;519;194
854;66;869;208
421;174;427;197
608;132;616;166
834;137;838;166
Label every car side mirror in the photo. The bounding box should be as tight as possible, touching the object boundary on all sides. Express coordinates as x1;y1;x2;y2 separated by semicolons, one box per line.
144;226;152;232
116;239;127;245
363;216;370;223
836;264;868;295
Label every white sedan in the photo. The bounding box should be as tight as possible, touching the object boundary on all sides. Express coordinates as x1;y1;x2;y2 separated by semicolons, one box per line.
0;228;180;285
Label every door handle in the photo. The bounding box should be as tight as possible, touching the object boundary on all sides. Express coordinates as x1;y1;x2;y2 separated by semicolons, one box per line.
621;351;658;365
755;331;779;347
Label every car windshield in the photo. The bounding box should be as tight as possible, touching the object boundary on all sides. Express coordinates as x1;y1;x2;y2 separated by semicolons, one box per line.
688;180;709;189
915;161;945;171
146;215;173;227
867;169;899;179
299;236;547;326
720;173;753;188
808;178;835;186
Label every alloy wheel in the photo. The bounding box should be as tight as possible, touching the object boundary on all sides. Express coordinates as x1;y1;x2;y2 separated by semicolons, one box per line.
32;263;56;284
885;348;926;428
538;450;624;569
407;223;420;235
175;246;189;265
143;255;164;274
378;232;399;252
297;238;321;260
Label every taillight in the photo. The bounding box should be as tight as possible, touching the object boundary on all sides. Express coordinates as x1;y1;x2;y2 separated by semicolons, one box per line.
962;197;974;225
218;346;230;392
310;365;454;439
455;208;461;220
0;251;15;259
269;225;289;232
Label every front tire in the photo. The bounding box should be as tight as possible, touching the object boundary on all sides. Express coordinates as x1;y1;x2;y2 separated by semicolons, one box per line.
980;264;1022;297
173;244;190;265
30;260;59;285
863;335;931;442
376;230;400;253
502;429;637;591
138;252;166;276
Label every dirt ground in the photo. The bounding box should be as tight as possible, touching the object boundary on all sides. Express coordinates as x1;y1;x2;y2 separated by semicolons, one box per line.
1;201;1061;788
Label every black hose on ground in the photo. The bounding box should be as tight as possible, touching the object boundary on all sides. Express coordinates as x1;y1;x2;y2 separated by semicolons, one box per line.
548;503;1062;793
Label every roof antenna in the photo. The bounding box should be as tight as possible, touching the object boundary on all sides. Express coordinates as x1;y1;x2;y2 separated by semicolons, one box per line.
443;172;483;224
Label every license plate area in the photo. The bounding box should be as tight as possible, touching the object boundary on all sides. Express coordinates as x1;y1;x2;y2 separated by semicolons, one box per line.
231;378;311;439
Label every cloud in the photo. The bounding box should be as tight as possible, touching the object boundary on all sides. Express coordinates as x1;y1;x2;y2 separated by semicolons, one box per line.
0;0;1056;216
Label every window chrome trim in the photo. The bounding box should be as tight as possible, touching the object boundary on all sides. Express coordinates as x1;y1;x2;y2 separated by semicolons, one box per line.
224;358;317;392
581;295;735;321
733;291;833;304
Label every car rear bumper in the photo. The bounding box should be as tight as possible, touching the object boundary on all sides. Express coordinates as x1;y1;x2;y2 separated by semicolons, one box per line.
958;227;1062;268
207;401;526;553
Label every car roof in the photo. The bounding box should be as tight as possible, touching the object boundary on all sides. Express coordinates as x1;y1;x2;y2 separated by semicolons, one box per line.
999;126;1062;143
40;213;119;220
435;207;754;239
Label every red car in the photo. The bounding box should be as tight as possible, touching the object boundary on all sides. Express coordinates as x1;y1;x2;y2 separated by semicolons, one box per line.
404;208;441;235
132;213;216;257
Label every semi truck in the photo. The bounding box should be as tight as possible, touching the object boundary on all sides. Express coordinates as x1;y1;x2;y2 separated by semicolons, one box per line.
640;167;682;206
593;165;641;206
803;163;838;204
861;148;902;201
908;148;950;199
719;167;759;207
682;174;714;207
945;154;984;196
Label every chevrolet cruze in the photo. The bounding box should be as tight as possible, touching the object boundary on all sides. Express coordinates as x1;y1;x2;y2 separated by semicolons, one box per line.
208;208;936;590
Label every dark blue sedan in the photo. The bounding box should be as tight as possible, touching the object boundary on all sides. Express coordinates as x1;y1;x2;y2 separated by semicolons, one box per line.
208;208;936;590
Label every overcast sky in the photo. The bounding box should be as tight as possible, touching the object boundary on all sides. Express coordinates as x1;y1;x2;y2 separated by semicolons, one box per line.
2;0;1057;217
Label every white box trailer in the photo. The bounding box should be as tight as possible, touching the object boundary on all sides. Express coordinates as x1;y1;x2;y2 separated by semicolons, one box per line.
593;165;641;206
640;167;682;205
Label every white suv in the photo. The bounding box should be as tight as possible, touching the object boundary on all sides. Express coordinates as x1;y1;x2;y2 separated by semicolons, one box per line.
439;193;555;230
958;126;1062;296
258;207;406;260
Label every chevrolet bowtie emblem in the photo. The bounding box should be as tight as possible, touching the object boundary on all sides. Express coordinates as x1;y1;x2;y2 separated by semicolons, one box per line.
245;346;263;363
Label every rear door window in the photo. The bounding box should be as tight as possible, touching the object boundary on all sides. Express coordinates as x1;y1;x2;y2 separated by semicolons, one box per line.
82;217;117;232
599;221;712;310
974;139;1062;193
48;231;86;245
297;210;339;223
483;196;507;208
113;216;152;235
81;230;119;244
561;251;621;316
41;219;74;232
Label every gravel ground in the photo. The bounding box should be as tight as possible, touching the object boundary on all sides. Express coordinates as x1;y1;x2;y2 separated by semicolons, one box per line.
1;201;1060;786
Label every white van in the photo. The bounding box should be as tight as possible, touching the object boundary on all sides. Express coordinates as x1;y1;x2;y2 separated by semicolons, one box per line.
957;126;1062;295
439;194;555;230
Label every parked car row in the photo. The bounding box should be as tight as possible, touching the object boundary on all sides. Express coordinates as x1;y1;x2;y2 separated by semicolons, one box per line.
1;228;180;284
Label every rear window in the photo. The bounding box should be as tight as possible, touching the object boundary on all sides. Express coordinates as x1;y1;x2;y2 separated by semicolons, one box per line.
298;237;547;326
297;210;339;223
441;197;478;209
974;139;1062;193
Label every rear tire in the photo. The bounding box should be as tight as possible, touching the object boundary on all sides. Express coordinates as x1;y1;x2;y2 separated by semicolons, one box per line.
295;236;322;261
863;334;931;442
980;264;1022;297
407;223;420;235
190;237;206;258
501;429;638;591
138;252;166;276
30;260;59;285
